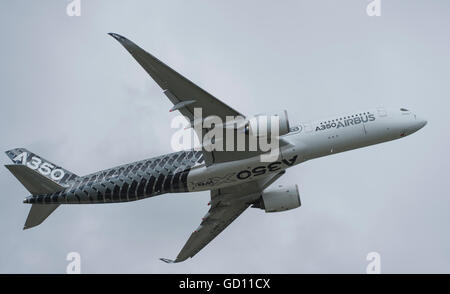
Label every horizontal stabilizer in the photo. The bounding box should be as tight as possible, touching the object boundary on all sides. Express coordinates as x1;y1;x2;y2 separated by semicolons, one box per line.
24;204;59;230
5;148;78;185
5;164;65;195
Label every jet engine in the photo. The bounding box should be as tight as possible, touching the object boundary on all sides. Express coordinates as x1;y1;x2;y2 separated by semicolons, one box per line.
244;110;290;138
252;184;301;213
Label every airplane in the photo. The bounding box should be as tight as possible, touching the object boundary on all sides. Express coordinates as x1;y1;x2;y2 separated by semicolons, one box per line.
5;33;427;263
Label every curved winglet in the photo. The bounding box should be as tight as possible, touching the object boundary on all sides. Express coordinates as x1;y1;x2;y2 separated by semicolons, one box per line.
159;258;176;264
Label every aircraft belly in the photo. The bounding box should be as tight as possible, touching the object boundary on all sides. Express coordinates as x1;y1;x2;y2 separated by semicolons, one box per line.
186;150;301;192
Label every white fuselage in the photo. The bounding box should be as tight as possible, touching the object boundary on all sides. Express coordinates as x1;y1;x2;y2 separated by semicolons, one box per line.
186;107;427;192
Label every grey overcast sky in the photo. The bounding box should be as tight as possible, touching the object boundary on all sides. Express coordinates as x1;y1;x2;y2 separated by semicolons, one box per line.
1;0;449;273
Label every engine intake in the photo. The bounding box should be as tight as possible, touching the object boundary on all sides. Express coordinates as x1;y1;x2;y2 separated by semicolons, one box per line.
252;184;301;213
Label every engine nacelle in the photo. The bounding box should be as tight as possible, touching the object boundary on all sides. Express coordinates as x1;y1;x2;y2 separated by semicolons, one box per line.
245;110;290;138
252;184;301;213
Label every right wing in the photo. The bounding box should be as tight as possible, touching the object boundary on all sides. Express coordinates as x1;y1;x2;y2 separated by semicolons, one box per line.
160;171;285;263
168;199;250;263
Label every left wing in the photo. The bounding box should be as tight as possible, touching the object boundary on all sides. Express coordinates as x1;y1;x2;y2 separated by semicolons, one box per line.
109;33;285;166
160;171;285;263
108;32;242;123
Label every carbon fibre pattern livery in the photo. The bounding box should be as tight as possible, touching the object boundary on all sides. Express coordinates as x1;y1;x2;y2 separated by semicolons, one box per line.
23;150;204;204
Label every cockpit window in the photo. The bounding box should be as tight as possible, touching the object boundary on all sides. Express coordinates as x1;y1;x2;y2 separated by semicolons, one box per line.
400;108;409;112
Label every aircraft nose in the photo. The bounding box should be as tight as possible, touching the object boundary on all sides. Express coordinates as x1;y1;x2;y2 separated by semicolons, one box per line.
415;115;427;127
413;114;427;131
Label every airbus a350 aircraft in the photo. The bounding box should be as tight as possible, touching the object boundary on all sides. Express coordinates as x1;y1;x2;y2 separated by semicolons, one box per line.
5;33;427;263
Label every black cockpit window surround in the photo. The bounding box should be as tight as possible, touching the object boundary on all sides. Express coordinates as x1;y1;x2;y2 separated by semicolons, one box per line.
400;108;409;112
